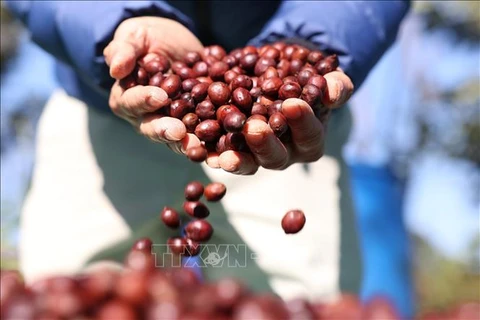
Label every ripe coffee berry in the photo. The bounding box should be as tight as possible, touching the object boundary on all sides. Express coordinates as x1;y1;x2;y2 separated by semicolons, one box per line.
183;113;199;133
315;54;339;75
231;75;253;91
193;61;208;77
269;112;288;137
209;61;229;81
223;112;246;133
267;100;283;116
297;69;314;87
160;74;182;98
184;181;204;201
278;82;302;100
281;210;306;234
254;57;276;76
224;70;239;84
186;146;208;162
231;88;253;113
261;77;283;98
132;238;153;252
194;120;222;142
184;51;202;67
207;45;227;60
185;238;201;256
301;84;322;107
148;72;164;87
160;207;180;228
191;83;209;102
225;132;247;151
183;201;210;219
204;182;227;202
216;104;241;124
289;59;304;75
239;53;259;71
170;99;192;119
307;75;327;93
307;51;324;65
195;100;216;120
208;82;231;106
182;78;200;92
167;237;188;255
185;219;213;242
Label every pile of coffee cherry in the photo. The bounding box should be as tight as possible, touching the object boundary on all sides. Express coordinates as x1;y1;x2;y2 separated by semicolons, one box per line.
2;251;478;320
121;42;336;163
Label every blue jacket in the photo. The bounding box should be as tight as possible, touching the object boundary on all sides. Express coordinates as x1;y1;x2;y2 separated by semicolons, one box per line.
6;1;410;112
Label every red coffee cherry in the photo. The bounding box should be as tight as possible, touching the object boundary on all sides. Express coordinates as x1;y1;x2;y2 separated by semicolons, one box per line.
278;82;302;100
307;51;324;65
216;104;241;124
224;70;239;84
183;201;210;219
261;77;283;98
185;238;201;256
283;45;296;59
267;100;283;117
120;75;137;90
289;59;304;75
283;75;298;84
307;75;327;94
160;74;182;98
193;61;209;77
131;237;153;252
315;54;339;75
195;100;216;120
184;181;204;201
251;103;268;117
182;78;200;92
231;88;253;113
191;82;209;102
222;55;238;68
239;53;259;71
167;237;188;255
204;182;227;202
185;220;213;242
148;72;164;87
207;45;227;60
170;99;193;119
297;69;314;87
301;84;322;107
160;207;180;229
269;112;288;137
194;120;222;142
186;146;208;162
231;75;253;91
223;112;247;133
183;113;199;134
291;47;310;62
281;210;306;234
209;61;229;81
184;51;202;67
254;57;276;76
208;82;231;106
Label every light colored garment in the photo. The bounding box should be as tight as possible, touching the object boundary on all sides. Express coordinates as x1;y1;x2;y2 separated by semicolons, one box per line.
20;90;359;300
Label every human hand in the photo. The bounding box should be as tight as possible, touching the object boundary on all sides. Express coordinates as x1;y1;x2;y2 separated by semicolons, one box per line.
205;70;354;175
104;17;204;152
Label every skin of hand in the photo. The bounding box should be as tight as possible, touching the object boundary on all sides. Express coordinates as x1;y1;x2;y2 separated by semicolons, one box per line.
104;16;354;175
205;69;354;175
104;17;205;153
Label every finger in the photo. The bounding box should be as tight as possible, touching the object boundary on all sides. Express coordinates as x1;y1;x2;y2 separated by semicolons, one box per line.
243;119;289;170
218;151;258;175
105;39;146;79
167;133;202;155
322;71;354;109
111;85;170;117
205;152;221;169
139;114;186;143
281;98;324;160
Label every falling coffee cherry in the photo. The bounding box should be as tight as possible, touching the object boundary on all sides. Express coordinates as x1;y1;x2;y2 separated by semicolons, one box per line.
160;207;180;229
281;210;306;234
183;201;210;219
184;181;204;201
131;238;153;252
185;220;213;242
204;182;227;202
167;237;188;255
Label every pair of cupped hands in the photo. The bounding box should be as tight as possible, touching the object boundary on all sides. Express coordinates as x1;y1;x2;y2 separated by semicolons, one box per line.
105;17;354;175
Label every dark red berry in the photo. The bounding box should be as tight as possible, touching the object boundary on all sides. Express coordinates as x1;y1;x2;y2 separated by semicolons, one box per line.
185;220;213;242
204;183;227;202
183;201;210;219
281;210;306;234
161;207;180;228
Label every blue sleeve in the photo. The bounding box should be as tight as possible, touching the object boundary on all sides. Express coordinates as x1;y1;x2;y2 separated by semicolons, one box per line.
249;1;411;90
5;1;194;90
